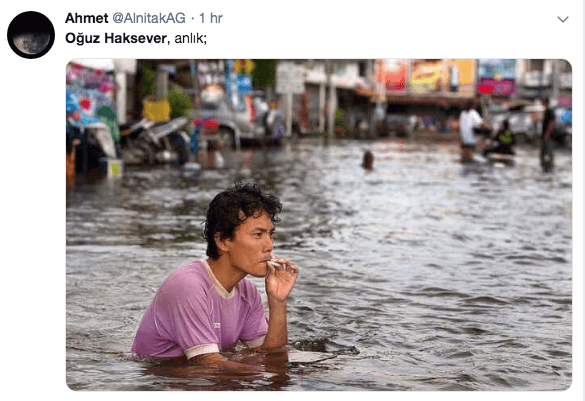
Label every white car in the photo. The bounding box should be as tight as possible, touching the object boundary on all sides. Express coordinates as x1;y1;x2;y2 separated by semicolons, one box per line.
193;93;286;149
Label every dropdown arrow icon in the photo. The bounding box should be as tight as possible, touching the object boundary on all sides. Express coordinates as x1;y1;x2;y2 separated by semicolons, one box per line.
558;16;568;22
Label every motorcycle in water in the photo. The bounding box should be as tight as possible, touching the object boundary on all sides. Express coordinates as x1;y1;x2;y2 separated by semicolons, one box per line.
120;117;192;165
475;125;516;166
67;117;119;175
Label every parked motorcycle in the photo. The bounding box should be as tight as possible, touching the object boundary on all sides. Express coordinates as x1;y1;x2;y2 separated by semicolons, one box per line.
67;117;119;175
120;117;192;165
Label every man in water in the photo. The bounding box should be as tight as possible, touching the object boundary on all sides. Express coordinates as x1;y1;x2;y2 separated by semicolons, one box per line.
458;98;486;163
540;98;556;172
131;183;299;371
362;150;374;170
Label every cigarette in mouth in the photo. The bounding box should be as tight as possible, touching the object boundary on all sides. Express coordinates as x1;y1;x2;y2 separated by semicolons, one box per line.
267;260;284;270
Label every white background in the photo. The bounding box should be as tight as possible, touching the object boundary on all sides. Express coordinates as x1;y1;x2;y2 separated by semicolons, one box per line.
2;0;582;400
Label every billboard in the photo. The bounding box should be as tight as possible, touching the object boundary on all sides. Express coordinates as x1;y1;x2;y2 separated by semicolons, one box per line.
411;59;443;94
477;59;516;96
376;59;407;92
442;59;476;95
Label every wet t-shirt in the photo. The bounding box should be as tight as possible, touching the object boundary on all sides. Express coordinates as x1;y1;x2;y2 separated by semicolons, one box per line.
542;108;555;137
459;109;482;145
131;259;268;359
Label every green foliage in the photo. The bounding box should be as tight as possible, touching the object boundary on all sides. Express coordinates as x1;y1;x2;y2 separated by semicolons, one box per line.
252;59;277;88
168;86;193;119
141;61;156;98
335;108;352;137
335;108;351;129
335;108;345;126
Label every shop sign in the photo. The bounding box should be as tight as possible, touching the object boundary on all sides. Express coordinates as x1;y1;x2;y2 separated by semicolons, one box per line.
477;59;516;96
411;59;443;94
376;59;406;92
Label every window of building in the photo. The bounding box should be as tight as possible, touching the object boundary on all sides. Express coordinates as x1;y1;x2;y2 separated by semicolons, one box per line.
560;60;572;73
358;61;365;77
528;59;544;72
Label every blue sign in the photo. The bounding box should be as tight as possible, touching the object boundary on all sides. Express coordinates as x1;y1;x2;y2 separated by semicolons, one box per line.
478;59;516;80
237;74;252;94
225;59;233;103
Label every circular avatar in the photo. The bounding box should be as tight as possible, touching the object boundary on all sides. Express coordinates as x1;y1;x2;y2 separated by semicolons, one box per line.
7;11;55;59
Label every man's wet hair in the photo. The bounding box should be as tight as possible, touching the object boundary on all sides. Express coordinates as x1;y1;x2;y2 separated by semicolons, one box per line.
204;183;282;260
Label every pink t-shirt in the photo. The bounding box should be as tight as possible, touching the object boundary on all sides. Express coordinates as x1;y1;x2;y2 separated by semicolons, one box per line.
131;259;268;359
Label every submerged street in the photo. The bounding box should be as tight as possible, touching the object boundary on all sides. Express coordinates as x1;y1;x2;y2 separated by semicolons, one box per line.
66;138;572;390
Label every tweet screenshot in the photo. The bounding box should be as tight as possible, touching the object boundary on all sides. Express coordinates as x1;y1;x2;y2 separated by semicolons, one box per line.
4;0;582;398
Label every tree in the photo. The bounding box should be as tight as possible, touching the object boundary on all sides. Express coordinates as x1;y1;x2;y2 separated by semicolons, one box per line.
252;59;277;89
140;60;157;98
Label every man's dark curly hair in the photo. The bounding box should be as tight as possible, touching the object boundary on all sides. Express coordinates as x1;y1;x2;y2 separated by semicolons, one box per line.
204;183;282;260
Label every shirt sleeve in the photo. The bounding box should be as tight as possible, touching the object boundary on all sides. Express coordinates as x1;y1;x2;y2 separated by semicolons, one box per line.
238;282;268;348
471;110;483;127
155;274;220;359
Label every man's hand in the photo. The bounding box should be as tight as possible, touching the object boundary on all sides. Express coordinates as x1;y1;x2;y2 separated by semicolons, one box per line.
262;256;299;349
192;352;263;374
265;257;299;303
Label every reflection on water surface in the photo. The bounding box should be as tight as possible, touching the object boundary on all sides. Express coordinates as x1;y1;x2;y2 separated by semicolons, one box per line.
67;138;572;390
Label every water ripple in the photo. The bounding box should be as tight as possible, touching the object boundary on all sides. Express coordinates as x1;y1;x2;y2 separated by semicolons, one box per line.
67;139;572;390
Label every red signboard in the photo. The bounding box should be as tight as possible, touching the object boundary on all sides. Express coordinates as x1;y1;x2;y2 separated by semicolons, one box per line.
376;59;407;92
477;78;516;96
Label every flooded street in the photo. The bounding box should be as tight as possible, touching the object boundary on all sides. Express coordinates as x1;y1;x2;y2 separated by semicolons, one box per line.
66;137;572;390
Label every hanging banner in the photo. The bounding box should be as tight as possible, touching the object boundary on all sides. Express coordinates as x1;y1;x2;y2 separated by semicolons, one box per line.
66;61;119;141
224;59;235;104
477;59;516;96
376;59;407;92
234;59;255;75
411;60;443;94
237;74;252;94
66;62;116;96
236;74;253;119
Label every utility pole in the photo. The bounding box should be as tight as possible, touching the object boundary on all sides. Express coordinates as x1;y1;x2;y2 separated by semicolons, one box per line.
132;60;144;120
286;84;293;138
372;59;385;138
155;65;169;100
319;66;326;132
276;60;303;138
190;59;199;103
551;59;560;102
326;60;336;138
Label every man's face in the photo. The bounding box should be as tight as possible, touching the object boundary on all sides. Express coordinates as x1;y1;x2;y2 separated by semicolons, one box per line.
223;210;275;277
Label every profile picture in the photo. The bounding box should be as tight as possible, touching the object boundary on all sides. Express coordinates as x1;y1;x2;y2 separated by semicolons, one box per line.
7;11;55;59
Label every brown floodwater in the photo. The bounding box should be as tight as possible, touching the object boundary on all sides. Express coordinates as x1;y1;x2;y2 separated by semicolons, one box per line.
66;137;572;390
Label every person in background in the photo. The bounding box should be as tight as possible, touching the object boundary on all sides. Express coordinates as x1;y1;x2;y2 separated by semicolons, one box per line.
131;183;299;372
449;65;459;93
362;150;374;170
459;98;487;163
483;120;515;157
540;98;556;172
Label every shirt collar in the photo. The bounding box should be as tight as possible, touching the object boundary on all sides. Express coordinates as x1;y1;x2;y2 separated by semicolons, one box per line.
201;259;236;299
